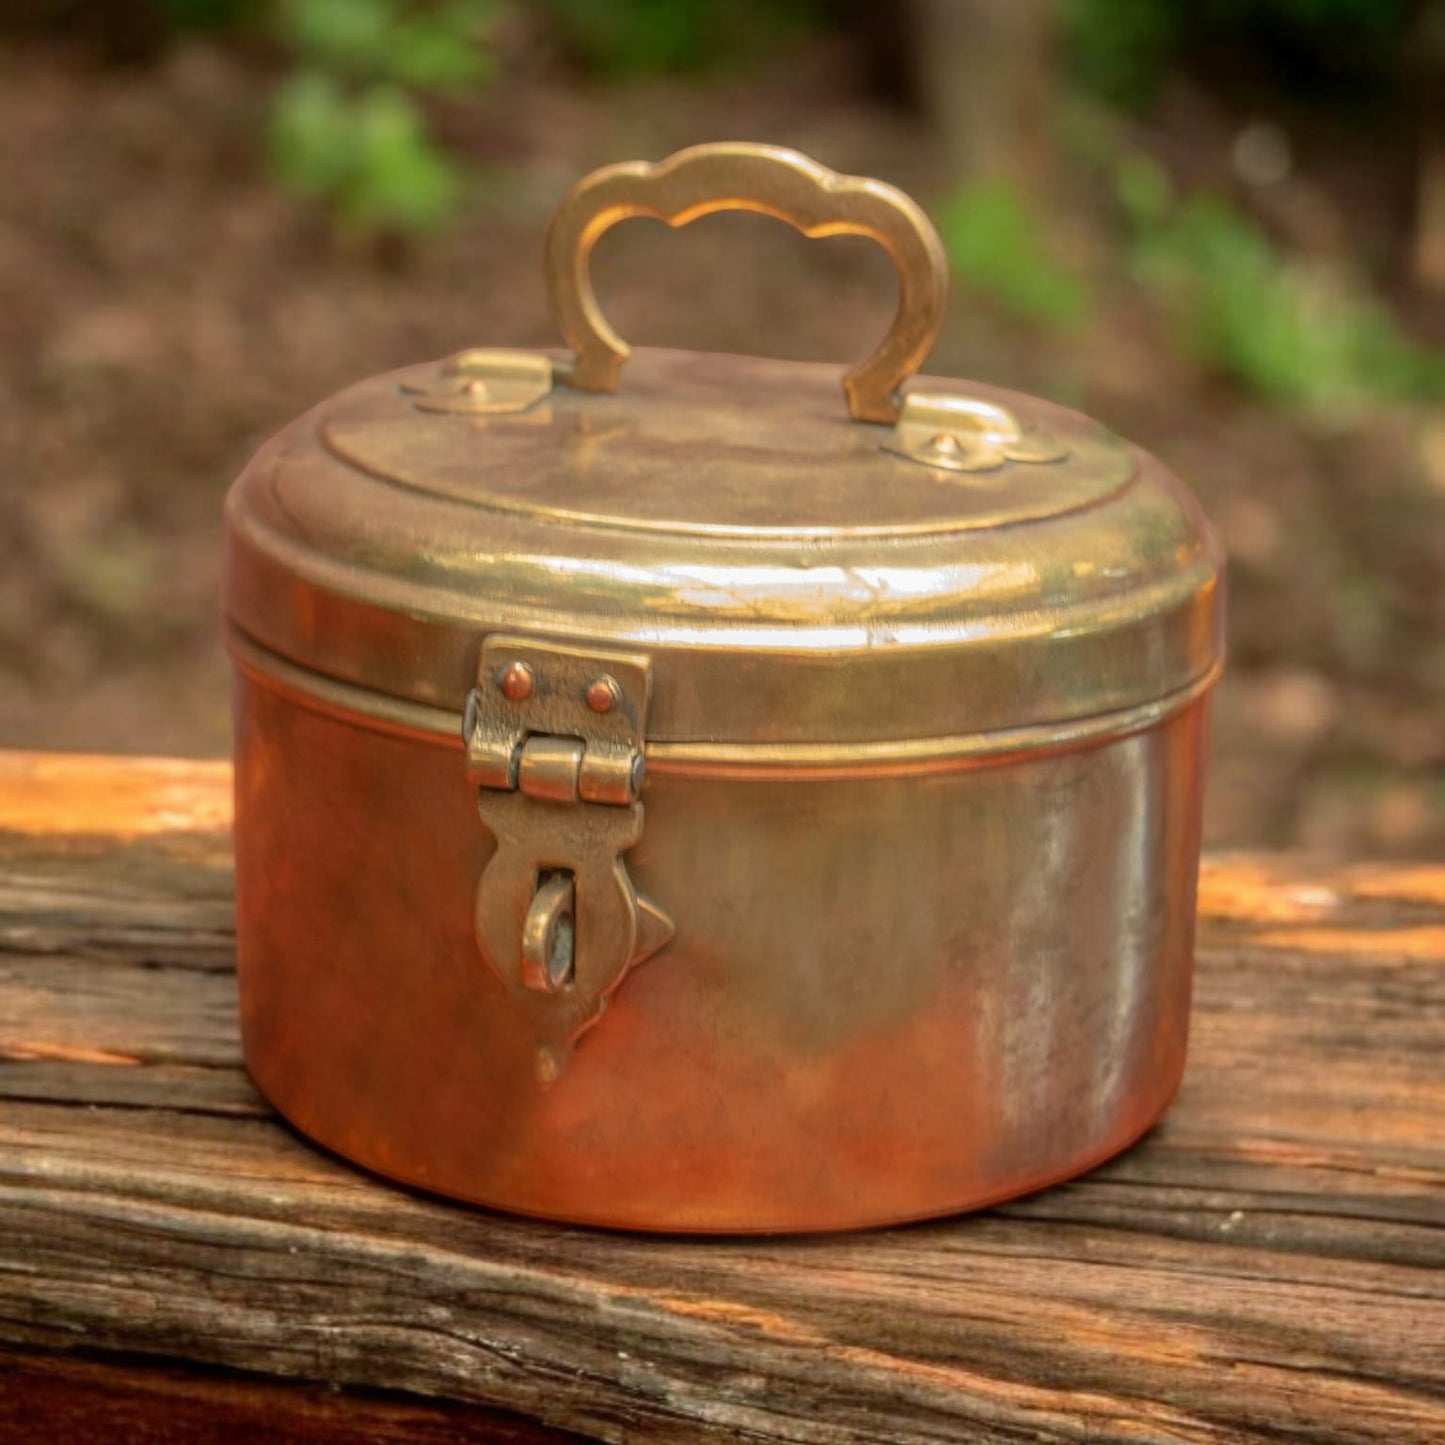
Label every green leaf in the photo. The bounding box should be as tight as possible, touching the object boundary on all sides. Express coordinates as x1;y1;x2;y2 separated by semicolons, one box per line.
266;2;497;236
277;0;394;70
385;12;494;91
268;71;354;197
339;85;462;233
1127;189;1445;412
276;0;495;88
937;180;1089;331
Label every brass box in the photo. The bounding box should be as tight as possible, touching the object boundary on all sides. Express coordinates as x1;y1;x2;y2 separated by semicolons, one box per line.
223;144;1225;1232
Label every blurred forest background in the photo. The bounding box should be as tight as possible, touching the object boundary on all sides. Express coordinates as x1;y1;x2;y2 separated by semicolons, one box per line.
0;0;1443;857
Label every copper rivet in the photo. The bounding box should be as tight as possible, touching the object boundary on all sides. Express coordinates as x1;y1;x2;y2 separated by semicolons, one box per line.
929;431;961;454
461;378;489;396
587;676;619;713
499;661;533;701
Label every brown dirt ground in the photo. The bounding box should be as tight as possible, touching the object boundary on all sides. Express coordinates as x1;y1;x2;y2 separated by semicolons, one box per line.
1;34;1442;858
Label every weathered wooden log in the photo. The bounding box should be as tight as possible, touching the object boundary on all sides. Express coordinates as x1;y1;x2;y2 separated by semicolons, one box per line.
0;752;1441;1443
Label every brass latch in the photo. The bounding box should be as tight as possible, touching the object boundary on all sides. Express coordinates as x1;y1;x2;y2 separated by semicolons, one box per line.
462;636;673;1083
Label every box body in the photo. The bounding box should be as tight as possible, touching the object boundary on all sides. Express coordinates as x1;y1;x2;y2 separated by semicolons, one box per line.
233;655;1208;1231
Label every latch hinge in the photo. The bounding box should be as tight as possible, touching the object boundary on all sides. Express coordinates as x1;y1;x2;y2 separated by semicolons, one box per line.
461;636;672;1083
463;684;645;809
882;391;1069;473
403;349;553;415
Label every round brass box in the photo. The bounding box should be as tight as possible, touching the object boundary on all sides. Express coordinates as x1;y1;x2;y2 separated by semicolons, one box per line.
224;143;1224;1232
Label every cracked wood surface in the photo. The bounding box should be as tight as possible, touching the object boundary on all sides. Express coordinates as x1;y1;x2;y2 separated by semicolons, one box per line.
0;750;1441;1444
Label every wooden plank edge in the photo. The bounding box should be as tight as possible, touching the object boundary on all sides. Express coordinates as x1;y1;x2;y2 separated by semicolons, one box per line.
0;752;231;838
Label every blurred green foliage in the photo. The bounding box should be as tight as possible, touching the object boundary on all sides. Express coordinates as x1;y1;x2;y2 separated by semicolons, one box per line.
1116;153;1445;412
542;0;825;76
936;180;1088;330
268;0;495;235
74;0;1445;402
277;0;494;86
1065;0;1418;106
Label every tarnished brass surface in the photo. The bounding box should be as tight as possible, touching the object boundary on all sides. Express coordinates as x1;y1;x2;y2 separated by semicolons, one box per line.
464;635;671;1079
319;352;1123;535
226;351;1220;747
544;142;948;423
224;142;1225;1231
401;349;553;415
227;621;1220;772
520;871;577;994
463;636;650;799
883;391;1070;472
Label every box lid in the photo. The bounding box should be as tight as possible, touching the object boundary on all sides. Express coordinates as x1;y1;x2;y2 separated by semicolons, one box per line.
223;144;1223;757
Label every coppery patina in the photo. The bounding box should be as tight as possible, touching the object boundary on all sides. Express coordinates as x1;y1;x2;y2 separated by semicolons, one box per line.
223;143;1225;1231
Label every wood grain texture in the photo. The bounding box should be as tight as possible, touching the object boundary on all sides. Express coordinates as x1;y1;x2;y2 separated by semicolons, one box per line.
0;1348;586;1444
0;752;1442;1444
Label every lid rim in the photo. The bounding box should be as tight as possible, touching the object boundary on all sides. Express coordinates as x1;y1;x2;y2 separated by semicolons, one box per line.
228;622;1221;776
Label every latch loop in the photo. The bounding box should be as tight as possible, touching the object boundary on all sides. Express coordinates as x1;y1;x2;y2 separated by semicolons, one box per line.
521;873;577;994
463;636;673;1083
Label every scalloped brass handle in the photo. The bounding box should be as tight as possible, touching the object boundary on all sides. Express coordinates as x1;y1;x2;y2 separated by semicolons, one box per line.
544;142;949;425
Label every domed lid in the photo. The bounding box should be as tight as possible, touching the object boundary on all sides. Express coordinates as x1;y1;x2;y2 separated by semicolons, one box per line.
224;144;1223;758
